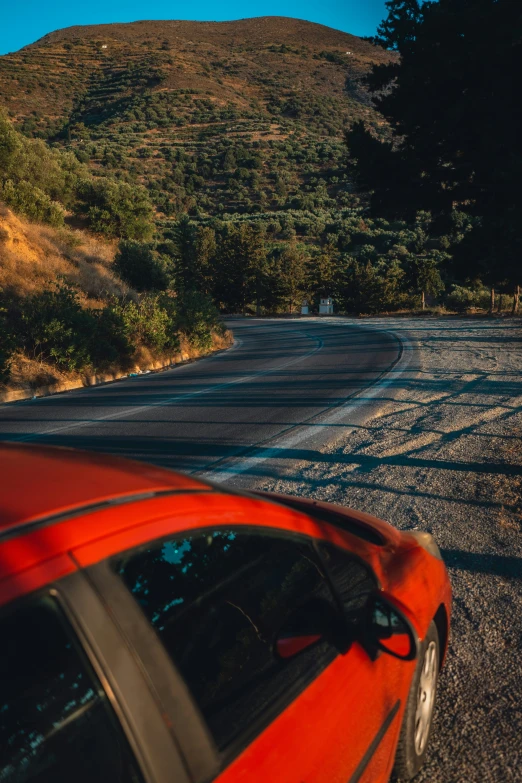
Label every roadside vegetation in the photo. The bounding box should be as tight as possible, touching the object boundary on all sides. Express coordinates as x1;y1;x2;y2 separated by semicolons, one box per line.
0;206;226;391
1;10;521;389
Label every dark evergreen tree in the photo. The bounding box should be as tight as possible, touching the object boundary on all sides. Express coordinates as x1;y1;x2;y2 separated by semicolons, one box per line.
306;243;339;300
278;240;307;314
211;223;267;313
405;251;446;309
347;0;522;296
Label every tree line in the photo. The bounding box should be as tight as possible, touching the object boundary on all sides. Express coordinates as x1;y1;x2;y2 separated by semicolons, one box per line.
112;210;492;316
352;0;522;311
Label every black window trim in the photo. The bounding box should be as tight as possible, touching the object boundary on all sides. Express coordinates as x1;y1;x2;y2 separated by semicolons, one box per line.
313;538;381;626
87;522;382;779
84;559;219;783
348;700;402;783
0;572;191;783
56;571;189;783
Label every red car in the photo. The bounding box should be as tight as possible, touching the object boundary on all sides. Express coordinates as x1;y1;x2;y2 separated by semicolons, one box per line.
0;444;451;783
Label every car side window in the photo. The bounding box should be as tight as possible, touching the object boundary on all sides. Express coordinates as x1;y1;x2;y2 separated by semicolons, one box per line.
0;596;143;783
114;529;341;753
318;542;377;621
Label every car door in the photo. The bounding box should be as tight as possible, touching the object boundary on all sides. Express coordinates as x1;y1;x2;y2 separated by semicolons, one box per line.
87;521;409;783
315;540;411;783
0;571;189;783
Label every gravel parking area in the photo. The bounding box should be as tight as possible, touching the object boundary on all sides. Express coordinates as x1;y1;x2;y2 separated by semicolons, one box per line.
259;317;522;783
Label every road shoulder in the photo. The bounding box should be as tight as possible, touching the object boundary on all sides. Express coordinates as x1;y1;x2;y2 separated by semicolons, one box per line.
257;317;522;783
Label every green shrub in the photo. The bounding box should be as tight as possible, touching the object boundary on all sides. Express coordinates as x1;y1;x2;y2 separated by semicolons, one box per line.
112;295;179;353
114;241;169;291
445;285;491;313
0;303;16;384
0;180;65;226
0;112;22;171
78;179;154;240
175;290;223;351
21;283;93;372
20;283;133;373
75;149;90;164
90;307;132;368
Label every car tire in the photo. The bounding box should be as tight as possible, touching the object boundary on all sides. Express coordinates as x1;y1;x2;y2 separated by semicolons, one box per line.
393;621;440;781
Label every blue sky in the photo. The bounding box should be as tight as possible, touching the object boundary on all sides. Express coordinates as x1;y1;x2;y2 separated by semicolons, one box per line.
0;1;388;55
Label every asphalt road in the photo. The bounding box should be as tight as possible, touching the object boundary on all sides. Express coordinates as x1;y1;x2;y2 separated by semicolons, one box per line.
3;317;519;782
0;319;400;480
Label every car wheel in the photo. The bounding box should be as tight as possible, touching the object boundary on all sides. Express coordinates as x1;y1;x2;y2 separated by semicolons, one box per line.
393;621;440;780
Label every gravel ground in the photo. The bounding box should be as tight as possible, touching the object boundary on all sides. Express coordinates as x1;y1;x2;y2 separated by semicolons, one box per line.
255;317;522;783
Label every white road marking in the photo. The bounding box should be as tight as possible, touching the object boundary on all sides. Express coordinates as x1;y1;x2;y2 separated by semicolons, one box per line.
198;322;414;483
9;329;324;442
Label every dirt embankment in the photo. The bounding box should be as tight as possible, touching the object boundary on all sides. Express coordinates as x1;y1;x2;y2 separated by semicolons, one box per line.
0;204;125;301
0;206;232;403
1;329;233;404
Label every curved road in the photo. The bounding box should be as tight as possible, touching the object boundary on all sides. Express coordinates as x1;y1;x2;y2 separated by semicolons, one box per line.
0;319;400;485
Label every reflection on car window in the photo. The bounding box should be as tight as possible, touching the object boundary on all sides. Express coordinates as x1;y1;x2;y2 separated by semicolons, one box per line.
318;542;377;619
115;530;340;752
0;597;143;783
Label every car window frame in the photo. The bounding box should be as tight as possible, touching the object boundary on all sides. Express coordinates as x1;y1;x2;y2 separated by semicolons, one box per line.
314;539;381;607
0;569;190;783
85;557;219;783
85;523;380;779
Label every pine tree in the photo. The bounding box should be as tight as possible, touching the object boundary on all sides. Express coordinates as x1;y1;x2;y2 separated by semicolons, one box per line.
405;251;446;309
347;0;522;294
306;243;340;306
210;223;267;313
168;215;215;295
278;240;307;314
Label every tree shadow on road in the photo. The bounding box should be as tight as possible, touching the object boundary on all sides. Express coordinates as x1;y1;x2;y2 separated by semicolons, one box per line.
441;549;522;579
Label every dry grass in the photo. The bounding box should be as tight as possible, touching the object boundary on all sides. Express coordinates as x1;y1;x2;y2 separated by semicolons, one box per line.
211;328;234;350
0;206;131;304
3;329;234;399
7;352;80;391
129;329;233;373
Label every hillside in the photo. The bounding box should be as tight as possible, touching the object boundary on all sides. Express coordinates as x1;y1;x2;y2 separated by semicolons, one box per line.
0;17;394;226
0;204;124;301
0;205;228;397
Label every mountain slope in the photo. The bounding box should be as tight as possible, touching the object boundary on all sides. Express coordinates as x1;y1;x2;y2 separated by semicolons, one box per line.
0;204;230;398
0;17;394;225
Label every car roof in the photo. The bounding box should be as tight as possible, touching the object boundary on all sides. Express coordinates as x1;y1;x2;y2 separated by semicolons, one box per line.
0;444;414;611
0;442;211;536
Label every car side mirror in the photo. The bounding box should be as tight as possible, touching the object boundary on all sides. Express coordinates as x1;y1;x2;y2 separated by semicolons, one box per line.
366;593;419;661
275;632;323;659
274;598;337;661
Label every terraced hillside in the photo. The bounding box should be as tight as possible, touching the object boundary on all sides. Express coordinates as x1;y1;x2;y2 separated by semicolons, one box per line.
0;17;393;227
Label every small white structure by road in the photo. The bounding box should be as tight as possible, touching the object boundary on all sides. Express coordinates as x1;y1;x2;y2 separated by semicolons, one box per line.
319;296;333;315
301;299;309;315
